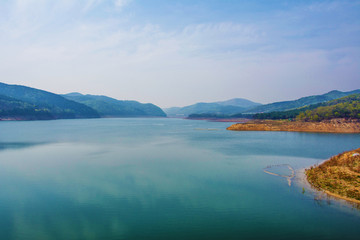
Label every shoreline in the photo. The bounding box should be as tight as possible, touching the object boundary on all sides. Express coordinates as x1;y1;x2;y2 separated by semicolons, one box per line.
293;167;360;211
298;167;360;205
304;148;360;206
227;119;360;133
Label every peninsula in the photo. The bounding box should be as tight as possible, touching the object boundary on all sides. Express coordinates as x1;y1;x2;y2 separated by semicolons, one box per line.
227;93;360;133
227;119;360;133
305;148;360;204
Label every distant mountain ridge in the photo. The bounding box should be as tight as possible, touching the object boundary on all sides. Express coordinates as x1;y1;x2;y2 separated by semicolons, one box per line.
0;82;166;120
244;90;360;113
165;98;261;117
1;81;358;121
63;93;166;117
215;98;262;108
0;82;99;119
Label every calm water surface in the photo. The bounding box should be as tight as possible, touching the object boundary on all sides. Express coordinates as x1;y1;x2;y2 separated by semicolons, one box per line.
0;118;359;240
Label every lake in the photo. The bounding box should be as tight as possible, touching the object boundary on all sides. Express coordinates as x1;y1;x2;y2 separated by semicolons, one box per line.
0;118;359;240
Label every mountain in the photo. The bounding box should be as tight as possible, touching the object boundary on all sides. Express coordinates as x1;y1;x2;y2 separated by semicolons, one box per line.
164;98;260;117
0;82;99;119
63;93;166;117
296;93;360;121
245;90;360;113
215;98;262;108
165;103;246;117
0;94;53;120
253;93;360;121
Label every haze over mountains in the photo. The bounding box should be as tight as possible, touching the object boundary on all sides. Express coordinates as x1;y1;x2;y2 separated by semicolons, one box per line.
165;98;261;117
1;81;359;121
167;90;360;117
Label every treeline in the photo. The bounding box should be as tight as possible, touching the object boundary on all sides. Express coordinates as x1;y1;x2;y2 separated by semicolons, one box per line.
0;95;53;120
297;101;360;121
0;108;53;120
0;82;100;120
0;93;99;120
188;94;360;122
254;94;360;122
63;93;166;117
252;106;318;120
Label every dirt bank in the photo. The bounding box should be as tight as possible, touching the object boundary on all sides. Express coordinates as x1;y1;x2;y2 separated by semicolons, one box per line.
306;148;360;205
227;118;360;133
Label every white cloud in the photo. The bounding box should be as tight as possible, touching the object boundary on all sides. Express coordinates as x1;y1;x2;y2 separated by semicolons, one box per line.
114;0;131;9
306;1;340;12
0;0;359;107
82;0;102;12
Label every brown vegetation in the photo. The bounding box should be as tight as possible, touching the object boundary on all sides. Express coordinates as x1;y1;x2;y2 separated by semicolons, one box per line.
305;148;360;204
227;118;360;133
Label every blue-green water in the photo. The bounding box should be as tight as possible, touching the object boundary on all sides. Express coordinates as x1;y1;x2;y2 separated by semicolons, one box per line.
0;118;359;240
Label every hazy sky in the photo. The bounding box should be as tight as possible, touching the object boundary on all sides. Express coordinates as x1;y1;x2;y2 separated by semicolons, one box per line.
0;0;359;107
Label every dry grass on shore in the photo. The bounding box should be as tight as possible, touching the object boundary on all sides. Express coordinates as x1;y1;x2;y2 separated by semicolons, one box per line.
306;148;360;203
227;119;360;133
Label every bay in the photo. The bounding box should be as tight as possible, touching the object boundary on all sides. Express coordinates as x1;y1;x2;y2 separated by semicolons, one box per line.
0;118;359;240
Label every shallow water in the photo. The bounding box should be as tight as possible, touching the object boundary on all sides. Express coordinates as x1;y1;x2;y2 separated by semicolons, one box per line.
0;118;359;239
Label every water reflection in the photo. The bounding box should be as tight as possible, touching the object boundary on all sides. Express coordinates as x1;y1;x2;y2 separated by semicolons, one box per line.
0;142;48;151
0;119;359;239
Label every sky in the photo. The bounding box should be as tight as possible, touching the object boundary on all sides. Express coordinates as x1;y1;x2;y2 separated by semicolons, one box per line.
0;0;359;108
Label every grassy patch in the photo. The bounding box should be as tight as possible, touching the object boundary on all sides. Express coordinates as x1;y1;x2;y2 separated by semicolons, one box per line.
306;148;360;202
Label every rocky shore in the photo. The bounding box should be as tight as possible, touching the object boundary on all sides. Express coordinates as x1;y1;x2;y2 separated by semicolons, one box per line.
227;118;360;133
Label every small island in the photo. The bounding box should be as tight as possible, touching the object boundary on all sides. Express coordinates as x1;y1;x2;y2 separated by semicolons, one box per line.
305;148;360;204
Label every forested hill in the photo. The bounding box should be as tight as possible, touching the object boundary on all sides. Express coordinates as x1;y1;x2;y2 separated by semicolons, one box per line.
245;90;360;113
296;94;360;121
0;82;99;120
0;94;53;120
253;94;360;121
63;93;166;117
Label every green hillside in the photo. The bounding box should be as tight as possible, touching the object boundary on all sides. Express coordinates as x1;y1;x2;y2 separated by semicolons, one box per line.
245;90;360;113
297;94;360;121
0;82;99;120
0;95;53;120
63;93;166;117
254;94;360;121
